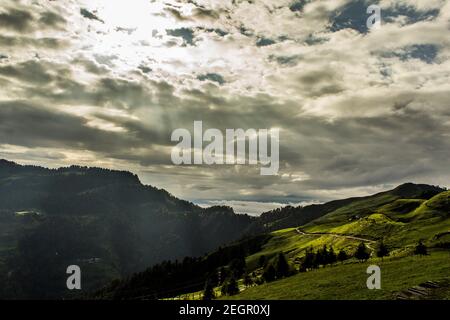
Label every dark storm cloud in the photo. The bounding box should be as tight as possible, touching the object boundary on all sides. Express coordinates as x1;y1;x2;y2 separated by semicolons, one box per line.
0;100;170;164
90;78;151;108
0;8;33;31
171;89;296;132
3;59;152;110
0;100;100;149
0;60;179;150
0;7;67;32
0;60;54;84
282;110;450;190
89;111;165;142
33;76;153;110
160;87;450;193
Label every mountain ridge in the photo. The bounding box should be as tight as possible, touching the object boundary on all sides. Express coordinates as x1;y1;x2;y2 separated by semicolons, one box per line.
0;158;447;299
0;159;255;299
2;159;445;217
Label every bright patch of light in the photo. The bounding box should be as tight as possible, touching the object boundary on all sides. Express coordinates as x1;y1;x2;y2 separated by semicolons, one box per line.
79;0;190;72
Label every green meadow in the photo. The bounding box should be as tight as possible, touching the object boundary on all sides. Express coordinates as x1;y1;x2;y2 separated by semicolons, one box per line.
225;250;450;300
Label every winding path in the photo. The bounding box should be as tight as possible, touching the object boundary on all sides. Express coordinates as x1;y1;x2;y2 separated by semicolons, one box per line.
295;228;376;248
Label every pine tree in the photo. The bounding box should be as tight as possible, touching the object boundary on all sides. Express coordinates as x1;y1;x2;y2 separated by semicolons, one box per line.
337;249;348;263
300;247;315;271
315;245;327;266
230;257;246;277
258;255;267;268
202;279;215;300
262;265;276;282
376;242;389;260
328;246;337;265
243;273;253;287
275;252;290;278
225;276;239;295
414;240;428;256
355;242;370;262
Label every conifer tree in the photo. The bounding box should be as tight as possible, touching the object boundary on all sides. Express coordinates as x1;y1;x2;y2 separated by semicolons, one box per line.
376;241;389;260
355;242;370;262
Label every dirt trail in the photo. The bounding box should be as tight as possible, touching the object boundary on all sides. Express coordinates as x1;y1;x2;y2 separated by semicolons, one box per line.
295;228;376;247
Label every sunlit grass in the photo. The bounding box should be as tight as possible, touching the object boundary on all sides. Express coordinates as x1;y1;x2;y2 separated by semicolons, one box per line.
226;250;450;300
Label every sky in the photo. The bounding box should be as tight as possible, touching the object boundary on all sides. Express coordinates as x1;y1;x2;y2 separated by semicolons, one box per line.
0;0;449;215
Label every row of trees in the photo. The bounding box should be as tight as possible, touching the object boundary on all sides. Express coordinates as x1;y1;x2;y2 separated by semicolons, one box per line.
203;252;293;299
357;240;428;261
300;245;338;271
298;241;391;271
95;235;269;300
203;256;247;299
202;240;430;299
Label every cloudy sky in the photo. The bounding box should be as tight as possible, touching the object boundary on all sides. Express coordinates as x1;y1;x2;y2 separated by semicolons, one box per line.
0;0;449;215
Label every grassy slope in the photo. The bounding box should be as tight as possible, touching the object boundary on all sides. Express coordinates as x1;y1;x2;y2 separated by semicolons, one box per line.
226;251;450;300
247;192;450;265
161;190;449;300
227;191;450;300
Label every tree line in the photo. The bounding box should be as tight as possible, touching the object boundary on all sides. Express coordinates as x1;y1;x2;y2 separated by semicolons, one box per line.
204;239;430;299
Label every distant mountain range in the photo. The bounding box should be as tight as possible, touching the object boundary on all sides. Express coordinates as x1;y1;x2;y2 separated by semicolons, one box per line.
0;159;446;299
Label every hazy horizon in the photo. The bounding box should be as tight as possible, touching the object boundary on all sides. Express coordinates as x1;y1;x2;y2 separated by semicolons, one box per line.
2;157;447;215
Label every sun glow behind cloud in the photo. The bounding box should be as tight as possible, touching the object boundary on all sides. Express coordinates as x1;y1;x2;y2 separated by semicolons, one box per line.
77;0;192;74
